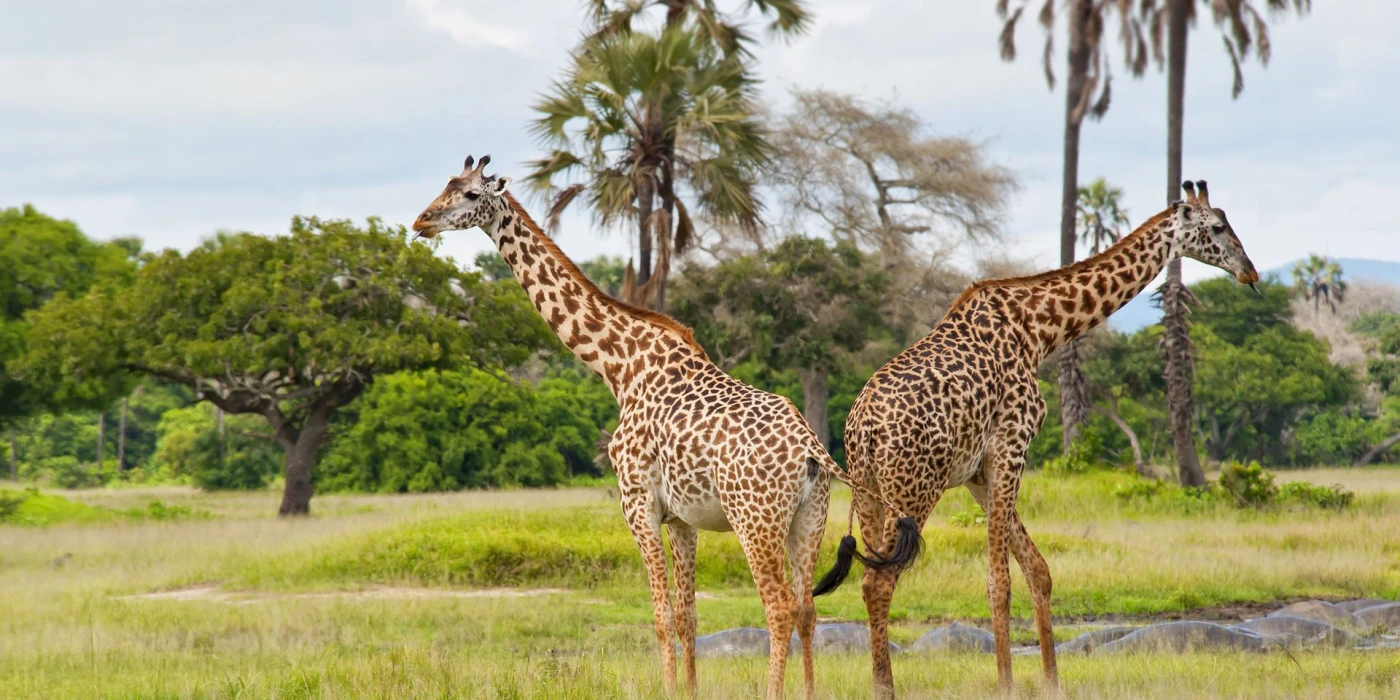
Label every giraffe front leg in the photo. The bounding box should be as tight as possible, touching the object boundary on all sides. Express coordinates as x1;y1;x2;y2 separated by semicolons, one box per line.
985;466;1015;694
668;522;699;696
1009;510;1059;693
621;491;678;695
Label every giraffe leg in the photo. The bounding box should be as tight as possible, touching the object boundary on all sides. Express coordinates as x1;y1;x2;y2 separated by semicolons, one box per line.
1008;509;1059;692
623;498;678;695
737;529;796;700
786;491;829;700
668;522;699;696
985;477;1015;694
860;567;898;700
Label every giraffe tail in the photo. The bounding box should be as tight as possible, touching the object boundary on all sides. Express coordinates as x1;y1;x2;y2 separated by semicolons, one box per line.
808;455;923;597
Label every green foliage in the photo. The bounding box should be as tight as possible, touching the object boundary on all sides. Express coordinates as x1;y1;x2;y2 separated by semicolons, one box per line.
1;205;138;427
1276;481;1355;510
1042;425;1109;476
0;487;111;526
150;404;282;490
1290;254;1347;314
1190;276;1292;346
1219;460;1276;507
1291;410;1376;465
1349;311;1400;340
319;368;615;493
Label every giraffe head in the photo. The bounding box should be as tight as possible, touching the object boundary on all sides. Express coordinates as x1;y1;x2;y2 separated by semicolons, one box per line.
1171;180;1260;290
412;155;512;240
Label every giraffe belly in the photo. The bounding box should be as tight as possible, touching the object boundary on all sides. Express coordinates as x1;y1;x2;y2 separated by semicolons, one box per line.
660;476;733;532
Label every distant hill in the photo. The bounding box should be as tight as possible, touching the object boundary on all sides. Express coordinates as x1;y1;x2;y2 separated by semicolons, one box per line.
1107;257;1400;333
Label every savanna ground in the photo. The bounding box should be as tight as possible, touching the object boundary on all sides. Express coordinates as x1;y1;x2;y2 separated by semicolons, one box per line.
4;467;1400;699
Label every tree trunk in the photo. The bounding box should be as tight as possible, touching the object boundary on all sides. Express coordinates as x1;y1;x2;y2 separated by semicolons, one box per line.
655;171;676;312
799;368;831;449
116;397;129;472
1162;0;1206;488
276;410;330;517
1057;0;1093;452
215;406;226;473
8;431;16;481
636;176;654;288
1098;402;1148;478
96;413;105;470
1355;431;1400;467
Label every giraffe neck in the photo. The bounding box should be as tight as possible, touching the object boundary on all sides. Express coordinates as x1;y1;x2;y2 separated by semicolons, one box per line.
1003;210;1181;363
479;193;704;396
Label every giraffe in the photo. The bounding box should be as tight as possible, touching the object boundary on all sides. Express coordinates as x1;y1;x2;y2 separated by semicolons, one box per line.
411;155;922;699
813;180;1259;697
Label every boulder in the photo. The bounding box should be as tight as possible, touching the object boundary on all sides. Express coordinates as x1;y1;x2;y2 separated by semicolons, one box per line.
1093;621;1269;654
1353;602;1400;631
1231;615;1363;649
1334;598;1393;613
695;627;771;658
800;623;897;655
1268;600;1360;629
907;622;995;654
1054;626;1136;655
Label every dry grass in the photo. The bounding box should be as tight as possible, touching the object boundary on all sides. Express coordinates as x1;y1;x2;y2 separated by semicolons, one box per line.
3;469;1400;698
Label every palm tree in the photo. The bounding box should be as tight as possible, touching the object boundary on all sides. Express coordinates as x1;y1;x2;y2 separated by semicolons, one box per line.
997;0;1151;452
1140;0;1311;487
527;27;768;311
1076;178;1130;255
577;1;810;307
1291;254;1347;314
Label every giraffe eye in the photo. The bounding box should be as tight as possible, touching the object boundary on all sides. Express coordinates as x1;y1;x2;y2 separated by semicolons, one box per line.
1211;224;1225;234
465;192;480;201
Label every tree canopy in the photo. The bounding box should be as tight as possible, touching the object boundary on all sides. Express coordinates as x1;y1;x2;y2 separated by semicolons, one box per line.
15;217;551;514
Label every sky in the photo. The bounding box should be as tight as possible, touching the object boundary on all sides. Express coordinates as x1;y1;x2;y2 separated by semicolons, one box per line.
4;0;1398;309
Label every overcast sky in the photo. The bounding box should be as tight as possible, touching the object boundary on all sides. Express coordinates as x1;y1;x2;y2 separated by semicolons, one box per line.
5;1;1397;298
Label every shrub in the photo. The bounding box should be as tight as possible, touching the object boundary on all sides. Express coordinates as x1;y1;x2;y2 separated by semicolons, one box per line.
1219;461;1276;507
946;509;986;528
1042;427;1109;477
1277;481;1354;510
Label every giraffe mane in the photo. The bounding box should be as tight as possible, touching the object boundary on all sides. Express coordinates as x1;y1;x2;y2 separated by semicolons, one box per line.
943;207;1175;317
504;193;709;359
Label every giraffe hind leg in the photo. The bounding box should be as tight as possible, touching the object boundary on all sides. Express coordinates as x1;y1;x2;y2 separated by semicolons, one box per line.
787;488;829;700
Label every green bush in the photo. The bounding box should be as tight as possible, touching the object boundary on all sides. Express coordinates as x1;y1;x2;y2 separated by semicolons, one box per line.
1292;411;1374;466
1277;481;1354;510
1219;461;1276;507
1042;426;1109;476
151;404;282;491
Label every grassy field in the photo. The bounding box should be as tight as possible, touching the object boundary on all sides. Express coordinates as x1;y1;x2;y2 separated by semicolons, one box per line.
3;467;1400;698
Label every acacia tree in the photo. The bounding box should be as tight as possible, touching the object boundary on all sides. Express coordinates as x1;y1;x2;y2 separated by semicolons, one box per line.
1139;0;1311;486
998;0;1151;451
1076;178;1130;255
527;27;768;311
16;218;548;515
765;89;1016;336
669;237;888;447
1291;254;1347;315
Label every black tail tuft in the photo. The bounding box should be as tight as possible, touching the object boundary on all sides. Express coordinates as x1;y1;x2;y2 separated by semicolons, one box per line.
812;535;858;597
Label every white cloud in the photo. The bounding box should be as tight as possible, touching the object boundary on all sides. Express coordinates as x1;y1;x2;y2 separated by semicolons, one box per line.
403;0;529;51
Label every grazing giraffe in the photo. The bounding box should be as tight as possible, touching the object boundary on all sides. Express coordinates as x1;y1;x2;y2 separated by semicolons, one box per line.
814;181;1259;697
412;155;921;699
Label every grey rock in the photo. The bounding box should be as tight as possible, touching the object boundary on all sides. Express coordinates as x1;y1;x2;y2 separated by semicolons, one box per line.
695;627;770;658
907;622;995;654
1353;602;1400;631
1232;615;1363;648
792;623;897;655
1334;598;1393;613
1054;626;1136;655
1093;621;1269;654
1268;600;1360;629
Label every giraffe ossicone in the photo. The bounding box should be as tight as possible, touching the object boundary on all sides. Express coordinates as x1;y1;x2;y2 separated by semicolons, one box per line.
827;178;1257;698
412;154;920;700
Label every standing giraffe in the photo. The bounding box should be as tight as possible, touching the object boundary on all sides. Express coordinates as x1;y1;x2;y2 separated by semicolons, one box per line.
412;155;920;699
814;181;1259;697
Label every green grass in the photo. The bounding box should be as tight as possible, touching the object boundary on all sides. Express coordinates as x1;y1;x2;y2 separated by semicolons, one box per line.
3;467;1400;698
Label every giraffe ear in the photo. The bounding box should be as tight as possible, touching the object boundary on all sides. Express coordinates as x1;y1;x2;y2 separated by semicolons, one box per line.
488;175;512;197
1175;201;1196;225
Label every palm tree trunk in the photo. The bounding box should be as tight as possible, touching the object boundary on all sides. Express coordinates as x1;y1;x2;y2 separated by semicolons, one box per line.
636;176;655;287
1057;0;1093;451
799;368;831;449
1163;0;1206;488
1355;431;1400;467
116;397;129;472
